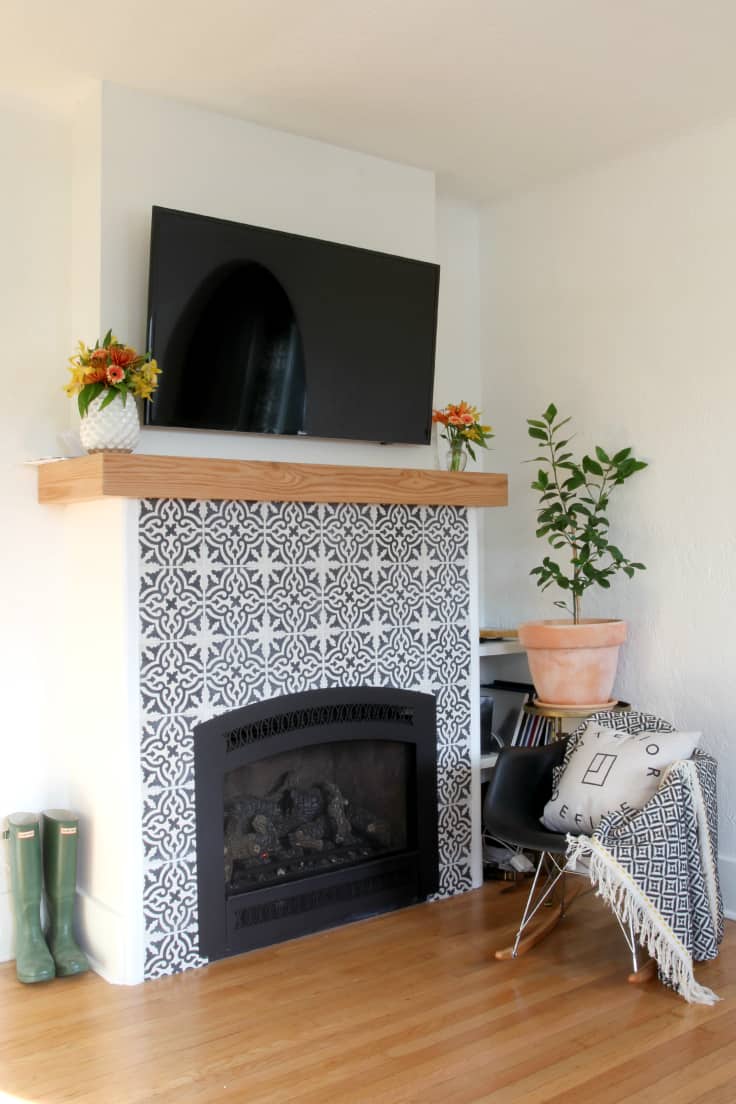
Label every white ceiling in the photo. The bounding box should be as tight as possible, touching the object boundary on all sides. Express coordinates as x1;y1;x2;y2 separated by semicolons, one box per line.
5;0;736;200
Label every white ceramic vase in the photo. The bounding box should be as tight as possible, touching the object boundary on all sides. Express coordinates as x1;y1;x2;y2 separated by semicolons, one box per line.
79;390;140;454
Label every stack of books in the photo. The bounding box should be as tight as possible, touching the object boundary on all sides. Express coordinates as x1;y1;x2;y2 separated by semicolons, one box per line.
480;680;552;750
512;708;553;748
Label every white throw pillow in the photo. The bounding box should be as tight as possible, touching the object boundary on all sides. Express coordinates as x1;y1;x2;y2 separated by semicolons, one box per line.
541;722;701;834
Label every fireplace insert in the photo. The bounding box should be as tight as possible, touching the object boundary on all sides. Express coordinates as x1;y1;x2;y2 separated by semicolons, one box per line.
194;687;438;960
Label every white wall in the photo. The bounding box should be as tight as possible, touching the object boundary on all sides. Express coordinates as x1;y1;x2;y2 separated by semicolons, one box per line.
479;117;736;907
0;99;71;958
97;83;443;468
0;83;488;973
56;499;143;982
50;85;488;981
433;199;482;418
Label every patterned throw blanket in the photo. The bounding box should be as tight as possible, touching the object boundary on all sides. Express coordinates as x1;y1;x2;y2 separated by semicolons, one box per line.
562;711;723;1005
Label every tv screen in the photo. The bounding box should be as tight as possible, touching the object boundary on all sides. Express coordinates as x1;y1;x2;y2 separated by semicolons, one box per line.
145;207;440;444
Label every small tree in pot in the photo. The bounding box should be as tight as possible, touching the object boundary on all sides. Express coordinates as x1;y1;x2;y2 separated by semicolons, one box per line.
519;404;648;706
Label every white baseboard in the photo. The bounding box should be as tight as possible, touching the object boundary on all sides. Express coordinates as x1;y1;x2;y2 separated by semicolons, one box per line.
0;889;13;962
76;888;144;985
719;853;736;919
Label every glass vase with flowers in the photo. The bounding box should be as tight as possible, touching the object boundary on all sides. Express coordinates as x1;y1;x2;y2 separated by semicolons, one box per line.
432;401;494;471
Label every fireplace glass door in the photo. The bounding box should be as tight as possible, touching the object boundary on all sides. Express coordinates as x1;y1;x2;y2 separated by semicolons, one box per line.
224;740;412;895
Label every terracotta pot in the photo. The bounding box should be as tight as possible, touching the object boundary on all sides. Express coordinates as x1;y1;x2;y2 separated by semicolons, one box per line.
517;618;627;707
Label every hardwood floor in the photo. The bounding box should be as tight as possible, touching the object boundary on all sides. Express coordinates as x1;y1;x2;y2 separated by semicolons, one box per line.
1;883;734;1103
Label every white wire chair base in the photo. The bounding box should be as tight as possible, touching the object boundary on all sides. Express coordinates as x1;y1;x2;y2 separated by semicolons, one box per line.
499;850;646;977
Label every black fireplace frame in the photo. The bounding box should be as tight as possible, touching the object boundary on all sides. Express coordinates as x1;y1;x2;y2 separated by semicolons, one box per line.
194;686;439;961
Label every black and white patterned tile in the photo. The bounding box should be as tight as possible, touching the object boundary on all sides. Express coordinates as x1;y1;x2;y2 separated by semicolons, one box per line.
138;499;473;979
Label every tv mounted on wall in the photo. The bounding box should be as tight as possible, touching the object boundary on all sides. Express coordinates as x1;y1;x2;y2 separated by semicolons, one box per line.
145;207;440;444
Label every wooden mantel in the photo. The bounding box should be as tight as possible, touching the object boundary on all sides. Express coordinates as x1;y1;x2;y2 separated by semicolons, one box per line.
37;453;508;508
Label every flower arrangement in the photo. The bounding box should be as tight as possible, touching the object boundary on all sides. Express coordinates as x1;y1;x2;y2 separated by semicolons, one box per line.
432;401;494;470
65;330;161;418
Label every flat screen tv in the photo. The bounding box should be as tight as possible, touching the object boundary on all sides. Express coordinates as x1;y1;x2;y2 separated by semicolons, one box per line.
145;207;440;444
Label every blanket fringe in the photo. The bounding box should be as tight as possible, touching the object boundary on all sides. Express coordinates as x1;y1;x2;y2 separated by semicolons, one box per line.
567;835;720;1006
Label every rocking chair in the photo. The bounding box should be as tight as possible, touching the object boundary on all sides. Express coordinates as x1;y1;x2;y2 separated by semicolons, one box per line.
483;735;655;983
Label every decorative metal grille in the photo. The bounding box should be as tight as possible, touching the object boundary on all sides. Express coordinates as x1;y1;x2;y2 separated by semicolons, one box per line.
231;864;415;930
224;703;415;754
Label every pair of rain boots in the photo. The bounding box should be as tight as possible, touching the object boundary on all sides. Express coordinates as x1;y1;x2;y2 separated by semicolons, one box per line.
7;810;90;983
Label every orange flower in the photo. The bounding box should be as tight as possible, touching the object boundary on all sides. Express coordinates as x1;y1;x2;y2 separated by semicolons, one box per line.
110;346;137;367
107;365;125;384
84;366;108;384
434;400;489;438
90;348;108;364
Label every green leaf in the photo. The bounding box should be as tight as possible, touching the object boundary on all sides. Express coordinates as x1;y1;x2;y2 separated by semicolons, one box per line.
78;381;105;418
528;426;547;441
618;458;648;478
537;469;549;488
466;442;476;461
612;447;632;464
582;455;604;477
595;445;610;464
543;403;557;424
99;387;118;411
102;328;112;348
527;418;547;428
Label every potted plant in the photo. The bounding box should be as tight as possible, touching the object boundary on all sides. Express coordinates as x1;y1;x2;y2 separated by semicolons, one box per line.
518;404;647;706
432;401;494;471
65;330;161;453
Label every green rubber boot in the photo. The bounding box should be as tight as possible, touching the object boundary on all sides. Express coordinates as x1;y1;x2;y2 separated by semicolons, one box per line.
42;810;90;977
7;813;56;983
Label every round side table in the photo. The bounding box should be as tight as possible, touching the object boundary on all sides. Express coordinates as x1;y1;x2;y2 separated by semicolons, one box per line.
523;700;632;741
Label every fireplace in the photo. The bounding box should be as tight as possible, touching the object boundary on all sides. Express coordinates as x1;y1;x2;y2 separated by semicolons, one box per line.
136;497;475;981
194;687;439;960
39;462;497;983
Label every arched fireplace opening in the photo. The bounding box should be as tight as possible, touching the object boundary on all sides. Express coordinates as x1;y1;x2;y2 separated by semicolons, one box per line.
194;687;439;960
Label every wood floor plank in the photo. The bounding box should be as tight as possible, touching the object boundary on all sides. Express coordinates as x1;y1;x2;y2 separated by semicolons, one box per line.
0;883;732;1104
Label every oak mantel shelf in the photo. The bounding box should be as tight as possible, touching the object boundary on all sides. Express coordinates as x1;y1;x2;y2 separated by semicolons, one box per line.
37;453;508;508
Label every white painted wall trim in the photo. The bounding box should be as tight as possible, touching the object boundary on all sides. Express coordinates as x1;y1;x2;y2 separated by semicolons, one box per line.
468;508;483;889
718;854;736;920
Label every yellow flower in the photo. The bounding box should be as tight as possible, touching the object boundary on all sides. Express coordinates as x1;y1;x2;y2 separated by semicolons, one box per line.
140;359;161;385
63;360;88;396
